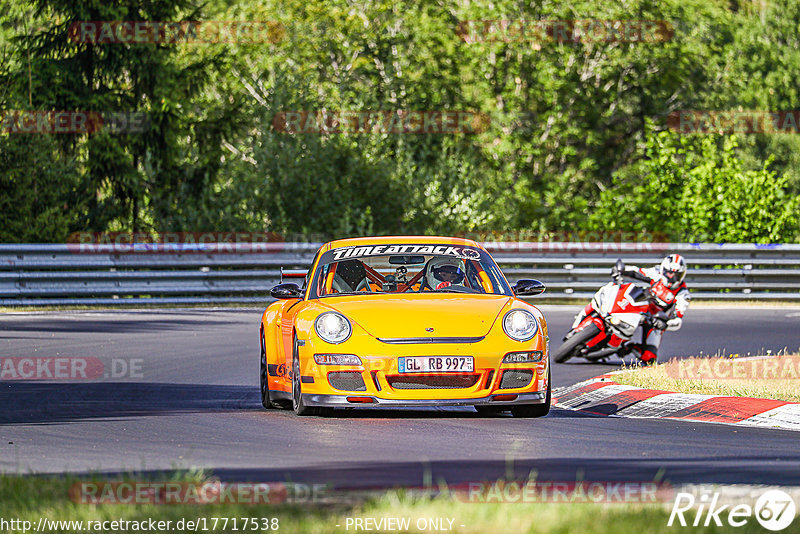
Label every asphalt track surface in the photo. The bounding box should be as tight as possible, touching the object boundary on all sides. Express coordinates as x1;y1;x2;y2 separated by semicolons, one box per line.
1;306;800;488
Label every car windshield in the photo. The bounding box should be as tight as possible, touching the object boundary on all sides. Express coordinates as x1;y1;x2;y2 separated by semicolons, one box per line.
308;244;512;298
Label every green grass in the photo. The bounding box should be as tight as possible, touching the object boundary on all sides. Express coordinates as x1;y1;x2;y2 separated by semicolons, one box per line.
0;474;786;533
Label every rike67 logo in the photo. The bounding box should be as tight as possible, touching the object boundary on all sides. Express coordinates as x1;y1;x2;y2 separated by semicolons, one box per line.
669;489;796;531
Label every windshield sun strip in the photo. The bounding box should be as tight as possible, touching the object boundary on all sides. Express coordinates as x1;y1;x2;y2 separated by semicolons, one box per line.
307;245;512;298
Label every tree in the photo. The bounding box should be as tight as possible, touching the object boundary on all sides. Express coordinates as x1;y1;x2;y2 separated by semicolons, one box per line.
589;122;799;243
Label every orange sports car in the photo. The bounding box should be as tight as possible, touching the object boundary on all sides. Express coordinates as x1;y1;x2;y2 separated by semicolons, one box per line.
259;236;550;417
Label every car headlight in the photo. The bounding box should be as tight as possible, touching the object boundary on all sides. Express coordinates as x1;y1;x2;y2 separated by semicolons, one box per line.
314;312;352;344
314;354;362;365
502;309;538;342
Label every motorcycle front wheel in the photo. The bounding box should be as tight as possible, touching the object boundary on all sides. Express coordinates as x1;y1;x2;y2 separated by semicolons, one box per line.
553;323;602;363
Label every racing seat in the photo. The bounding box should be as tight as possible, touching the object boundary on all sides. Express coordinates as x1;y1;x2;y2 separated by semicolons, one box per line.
331;259;370;293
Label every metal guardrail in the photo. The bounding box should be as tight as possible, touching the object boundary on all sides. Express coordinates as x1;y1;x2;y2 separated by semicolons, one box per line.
1;242;799;306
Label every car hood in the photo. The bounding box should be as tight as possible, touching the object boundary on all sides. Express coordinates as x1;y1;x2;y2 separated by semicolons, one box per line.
320;294;512;339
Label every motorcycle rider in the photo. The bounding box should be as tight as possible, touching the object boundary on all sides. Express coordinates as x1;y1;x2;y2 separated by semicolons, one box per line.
570;254;690;365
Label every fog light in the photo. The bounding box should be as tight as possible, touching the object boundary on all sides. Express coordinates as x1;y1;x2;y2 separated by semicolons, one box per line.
314;354;362;365
503;351;544;363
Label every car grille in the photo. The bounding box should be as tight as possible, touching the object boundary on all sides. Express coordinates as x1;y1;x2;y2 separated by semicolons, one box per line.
499;369;534;389
387;374;481;390
328;372;367;392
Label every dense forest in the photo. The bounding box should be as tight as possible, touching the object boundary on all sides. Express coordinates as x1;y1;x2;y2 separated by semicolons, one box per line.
1;0;799;243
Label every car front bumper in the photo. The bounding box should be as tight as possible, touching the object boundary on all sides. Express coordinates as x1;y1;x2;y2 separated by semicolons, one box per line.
302;391;547;408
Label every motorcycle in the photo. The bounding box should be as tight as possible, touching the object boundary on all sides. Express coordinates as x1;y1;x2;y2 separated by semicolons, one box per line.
553;259;668;363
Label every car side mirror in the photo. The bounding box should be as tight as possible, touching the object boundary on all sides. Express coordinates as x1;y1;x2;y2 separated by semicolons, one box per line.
270;283;303;299
513;279;546;296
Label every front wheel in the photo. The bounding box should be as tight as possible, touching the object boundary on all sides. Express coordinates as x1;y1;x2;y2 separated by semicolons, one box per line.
511;367;551;418
260;329;273;410
553;323;602;363
292;337;314;416
291;336;329;416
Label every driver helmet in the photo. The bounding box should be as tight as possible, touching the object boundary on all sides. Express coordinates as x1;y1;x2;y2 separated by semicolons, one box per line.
659;254;687;289
426;257;465;289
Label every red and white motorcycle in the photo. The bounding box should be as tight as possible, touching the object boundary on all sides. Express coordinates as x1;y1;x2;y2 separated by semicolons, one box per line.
553;260;668;363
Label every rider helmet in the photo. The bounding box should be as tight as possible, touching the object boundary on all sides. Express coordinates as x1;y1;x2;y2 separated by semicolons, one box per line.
659;254;687;289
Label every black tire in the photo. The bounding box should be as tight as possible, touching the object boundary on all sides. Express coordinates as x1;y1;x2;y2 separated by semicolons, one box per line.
553;323;601;363
292;335;318;416
259;328;273;410
511;367;551;418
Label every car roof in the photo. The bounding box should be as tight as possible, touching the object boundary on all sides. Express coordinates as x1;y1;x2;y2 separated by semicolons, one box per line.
323;235;482;252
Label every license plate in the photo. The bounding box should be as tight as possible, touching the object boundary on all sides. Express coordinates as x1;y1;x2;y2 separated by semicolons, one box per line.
398;356;474;373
